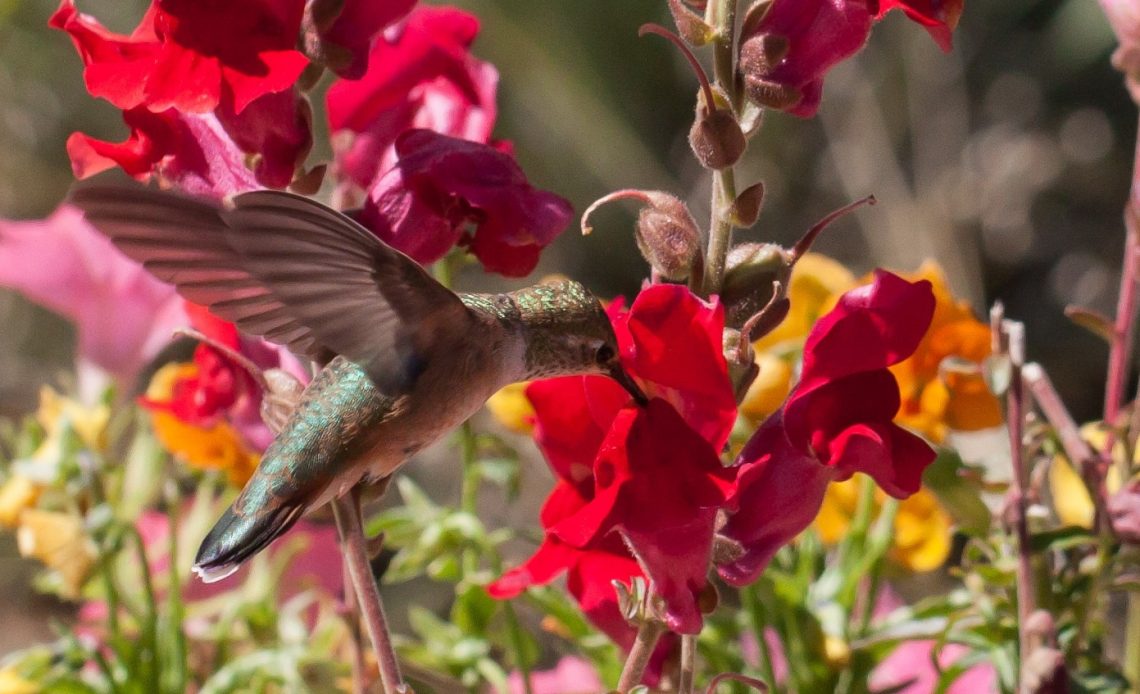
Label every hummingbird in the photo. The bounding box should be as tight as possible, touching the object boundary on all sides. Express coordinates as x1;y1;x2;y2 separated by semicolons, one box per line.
71;184;648;583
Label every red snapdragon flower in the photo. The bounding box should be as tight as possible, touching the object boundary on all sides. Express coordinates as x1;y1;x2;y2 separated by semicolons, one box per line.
358;129;572;277
326;5;498;189
50;0;308;115
490;284;736;635
717;271;937;585
54;1;313;196
141;304;304;453
739;0;962;117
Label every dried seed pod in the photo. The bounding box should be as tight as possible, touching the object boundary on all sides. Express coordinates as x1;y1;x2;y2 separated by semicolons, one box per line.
721;242;794;332
582;190;702;281
690;88;746;170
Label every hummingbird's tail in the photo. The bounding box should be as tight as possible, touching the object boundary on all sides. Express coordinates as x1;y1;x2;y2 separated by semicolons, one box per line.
192;501;306;583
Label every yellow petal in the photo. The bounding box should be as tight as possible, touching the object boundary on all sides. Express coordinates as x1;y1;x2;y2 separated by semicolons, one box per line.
753;253;855;352
890;489;952;572
0;667;39;694
739;353;792;423
36;386;110;452
16;510;94;598
1049;454;1095;529
814;477;862;544
0;476;42;529
485;382;535;435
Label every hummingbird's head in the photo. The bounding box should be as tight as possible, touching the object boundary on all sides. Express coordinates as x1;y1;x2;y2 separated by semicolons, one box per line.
510;280;648;404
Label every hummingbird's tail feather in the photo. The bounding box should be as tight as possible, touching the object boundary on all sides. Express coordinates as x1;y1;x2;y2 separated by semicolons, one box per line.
192;502;306;583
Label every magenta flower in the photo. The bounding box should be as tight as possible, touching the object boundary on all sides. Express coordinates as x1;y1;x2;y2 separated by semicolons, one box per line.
314;0;417;80
718;271;937;585
739;0;962;117
359;129;572;276
0;205;188;383
326;6;499;191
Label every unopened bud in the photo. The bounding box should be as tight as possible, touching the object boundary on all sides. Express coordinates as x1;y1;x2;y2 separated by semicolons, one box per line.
667;0;715;46
721;242;793;332
690;89;746;170
582;190;702;281
731;181;765;227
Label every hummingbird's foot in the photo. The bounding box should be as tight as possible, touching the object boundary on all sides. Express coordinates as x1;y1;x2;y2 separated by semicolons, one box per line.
333;487;408;694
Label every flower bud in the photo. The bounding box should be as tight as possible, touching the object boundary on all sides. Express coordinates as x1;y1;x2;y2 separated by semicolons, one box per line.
690;88;746;170
582;190;702;281
720;242;794;333
731;181;765;227
667;0;715;46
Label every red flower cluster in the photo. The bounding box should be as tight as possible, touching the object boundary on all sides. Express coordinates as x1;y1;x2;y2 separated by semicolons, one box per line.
740;0;963;117
51;0;319;196
489;285;736;638
492;272;938;649
327;7;569;276
141;304;301;453
719;271;938;584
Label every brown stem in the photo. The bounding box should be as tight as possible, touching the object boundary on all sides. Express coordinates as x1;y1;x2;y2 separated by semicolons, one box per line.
993;307;1036;677
639;23;717;115
1022;363;1102;488
1104;203;1140;443
333;488;406;693
616;620;666;692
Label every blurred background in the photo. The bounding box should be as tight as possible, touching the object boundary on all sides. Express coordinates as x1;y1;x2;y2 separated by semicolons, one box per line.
0;0;1133;658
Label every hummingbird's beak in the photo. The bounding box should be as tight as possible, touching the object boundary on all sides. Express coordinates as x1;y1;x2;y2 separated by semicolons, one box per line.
609;364;649;406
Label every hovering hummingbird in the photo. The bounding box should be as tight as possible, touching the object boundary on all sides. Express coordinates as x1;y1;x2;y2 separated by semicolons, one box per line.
71;184;648;583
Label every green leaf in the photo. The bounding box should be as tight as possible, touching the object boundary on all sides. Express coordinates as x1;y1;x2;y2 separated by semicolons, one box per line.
924;448;993;535
1028;525;1098;553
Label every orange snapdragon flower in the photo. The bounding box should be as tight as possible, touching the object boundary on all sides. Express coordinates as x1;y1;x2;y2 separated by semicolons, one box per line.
144;363;259;485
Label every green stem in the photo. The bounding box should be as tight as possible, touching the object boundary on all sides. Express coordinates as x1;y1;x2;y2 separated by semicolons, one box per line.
165;491;188;694
1126;593;1140;691
742;584;778;689
616;620;666;692
701;0;740;296
1074;535;1113;657
128;525;161;693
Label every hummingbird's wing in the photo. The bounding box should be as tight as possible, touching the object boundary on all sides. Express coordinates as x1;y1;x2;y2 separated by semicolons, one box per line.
71;184;473;394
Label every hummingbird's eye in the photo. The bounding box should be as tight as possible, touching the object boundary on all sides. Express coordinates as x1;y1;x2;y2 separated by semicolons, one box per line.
595;344;615;364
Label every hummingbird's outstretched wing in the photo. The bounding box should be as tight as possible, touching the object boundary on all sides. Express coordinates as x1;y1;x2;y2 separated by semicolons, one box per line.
70;184;473;394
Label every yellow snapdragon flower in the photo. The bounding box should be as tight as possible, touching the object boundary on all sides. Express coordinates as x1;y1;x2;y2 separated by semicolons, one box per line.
815;475;952;572
486;381;535;435
16;509;95;599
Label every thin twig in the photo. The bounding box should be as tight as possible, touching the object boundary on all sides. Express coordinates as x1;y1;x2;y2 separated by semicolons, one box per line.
1022;363;1105;509
333;488;406;694
993;308;1036;676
